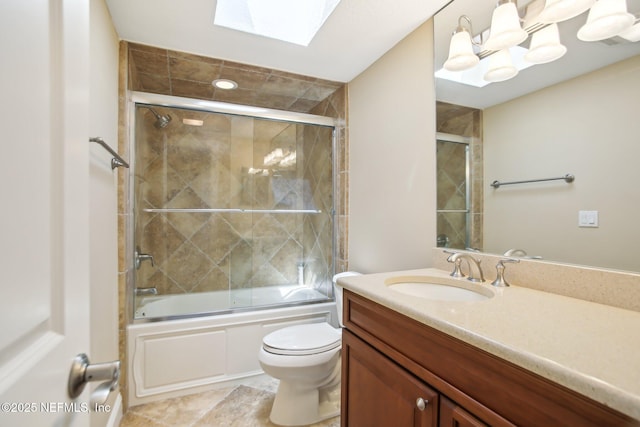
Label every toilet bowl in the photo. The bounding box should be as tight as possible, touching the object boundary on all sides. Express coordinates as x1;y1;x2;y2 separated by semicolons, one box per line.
258;272;360;426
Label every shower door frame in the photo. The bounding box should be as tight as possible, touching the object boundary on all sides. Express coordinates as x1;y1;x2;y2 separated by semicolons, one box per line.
436;132;471;250
128;91;339;318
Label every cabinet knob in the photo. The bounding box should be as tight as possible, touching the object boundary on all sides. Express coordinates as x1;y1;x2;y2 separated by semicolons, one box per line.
416;397;428;411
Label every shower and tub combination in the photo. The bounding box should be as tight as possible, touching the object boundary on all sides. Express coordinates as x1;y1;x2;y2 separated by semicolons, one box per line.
126;93;340;405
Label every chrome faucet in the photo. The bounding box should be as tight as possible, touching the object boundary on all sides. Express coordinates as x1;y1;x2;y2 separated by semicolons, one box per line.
135;246;155;270
503;248;527;257
503;248;543;260
491;259;519;287
446;252;485;283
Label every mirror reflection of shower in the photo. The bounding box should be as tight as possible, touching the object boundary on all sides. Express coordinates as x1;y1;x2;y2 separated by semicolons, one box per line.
141;106;172;129
436;133;471;250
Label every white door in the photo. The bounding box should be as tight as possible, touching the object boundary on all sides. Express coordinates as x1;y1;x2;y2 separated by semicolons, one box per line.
0;1;92;426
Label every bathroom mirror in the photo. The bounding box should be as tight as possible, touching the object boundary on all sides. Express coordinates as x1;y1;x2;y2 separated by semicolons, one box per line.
435;0;640;273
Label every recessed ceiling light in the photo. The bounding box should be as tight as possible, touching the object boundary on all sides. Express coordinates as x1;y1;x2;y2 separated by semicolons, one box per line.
213;0;341;47
182;118;204;126
212;79;238;90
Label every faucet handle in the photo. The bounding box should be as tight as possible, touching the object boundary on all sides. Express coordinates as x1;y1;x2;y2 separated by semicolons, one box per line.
135;246;155;270
445;251;466;278
491;258;520;287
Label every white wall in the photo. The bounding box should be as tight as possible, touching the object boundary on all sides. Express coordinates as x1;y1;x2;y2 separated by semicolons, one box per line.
89;0;121;425
484;55;640;272
348;20;437;273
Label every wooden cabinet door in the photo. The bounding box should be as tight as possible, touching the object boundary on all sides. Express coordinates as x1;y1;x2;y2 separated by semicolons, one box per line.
440;396;488;427
342;330;438;427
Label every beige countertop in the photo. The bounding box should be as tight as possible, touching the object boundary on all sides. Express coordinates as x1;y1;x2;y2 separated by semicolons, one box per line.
337;268;640;421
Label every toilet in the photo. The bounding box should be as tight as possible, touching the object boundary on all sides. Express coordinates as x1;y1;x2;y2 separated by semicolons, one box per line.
258;272;360;426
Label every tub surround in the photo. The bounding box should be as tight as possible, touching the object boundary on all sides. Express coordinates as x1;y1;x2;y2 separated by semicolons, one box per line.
337;266;640;421
127;301;337;407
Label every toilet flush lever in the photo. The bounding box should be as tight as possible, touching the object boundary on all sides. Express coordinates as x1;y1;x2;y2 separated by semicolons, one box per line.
68;353;120;406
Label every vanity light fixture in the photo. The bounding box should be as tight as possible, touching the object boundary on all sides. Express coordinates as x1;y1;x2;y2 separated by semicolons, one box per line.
248;167;269;176
436;45;533;87
212;79;238;90
278;151;297;168
524;23;567;64
618;21;640;42
577;0;635;41
264;148;285;166
537;0;596;23
444;16;480;71
484;0;529;51
484;49;519;82
437;0;639;87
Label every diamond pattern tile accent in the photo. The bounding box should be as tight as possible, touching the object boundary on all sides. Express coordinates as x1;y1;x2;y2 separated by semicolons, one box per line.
161;241;212;292
143;156;186;208
165;187;211;239
191;214;242;265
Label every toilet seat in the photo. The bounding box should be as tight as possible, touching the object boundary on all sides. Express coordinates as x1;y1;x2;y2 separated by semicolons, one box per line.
263;323;341;356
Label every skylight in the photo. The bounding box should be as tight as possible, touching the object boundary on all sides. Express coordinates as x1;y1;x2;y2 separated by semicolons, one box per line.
214;0;341;47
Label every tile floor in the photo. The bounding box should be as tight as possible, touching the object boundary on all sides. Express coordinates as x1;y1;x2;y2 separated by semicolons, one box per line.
119;377;340;427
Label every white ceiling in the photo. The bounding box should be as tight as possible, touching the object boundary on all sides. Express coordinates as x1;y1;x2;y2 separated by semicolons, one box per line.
105;0;640;108
105;0;450;83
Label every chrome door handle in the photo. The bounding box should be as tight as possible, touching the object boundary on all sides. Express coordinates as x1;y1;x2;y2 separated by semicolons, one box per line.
68;353;120;406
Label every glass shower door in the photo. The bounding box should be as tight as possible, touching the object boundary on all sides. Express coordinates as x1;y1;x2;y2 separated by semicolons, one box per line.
132;104;335;319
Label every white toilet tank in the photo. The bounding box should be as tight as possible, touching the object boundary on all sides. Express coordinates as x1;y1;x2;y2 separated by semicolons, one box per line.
332;271;361;327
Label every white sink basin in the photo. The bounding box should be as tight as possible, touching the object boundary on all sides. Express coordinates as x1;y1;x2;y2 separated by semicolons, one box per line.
385;276;493;302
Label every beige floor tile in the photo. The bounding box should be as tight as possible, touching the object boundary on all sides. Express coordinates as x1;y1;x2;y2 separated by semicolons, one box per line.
127;387;234;426
121;380;340;427
120;411;169;427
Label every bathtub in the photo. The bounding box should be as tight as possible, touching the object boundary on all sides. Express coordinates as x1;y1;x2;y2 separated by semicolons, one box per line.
127;286;337;406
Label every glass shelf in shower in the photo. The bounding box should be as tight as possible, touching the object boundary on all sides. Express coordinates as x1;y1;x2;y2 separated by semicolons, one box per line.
143;208;323;214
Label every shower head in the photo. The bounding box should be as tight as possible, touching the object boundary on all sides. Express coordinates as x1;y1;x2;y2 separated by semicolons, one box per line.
146;107;172;129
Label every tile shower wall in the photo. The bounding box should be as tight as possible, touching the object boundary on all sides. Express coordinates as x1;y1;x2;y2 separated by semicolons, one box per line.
127;42;344;114
436;101;483;250
134;107;334;295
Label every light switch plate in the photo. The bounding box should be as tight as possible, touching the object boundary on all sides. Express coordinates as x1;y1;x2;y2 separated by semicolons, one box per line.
578;210;599;228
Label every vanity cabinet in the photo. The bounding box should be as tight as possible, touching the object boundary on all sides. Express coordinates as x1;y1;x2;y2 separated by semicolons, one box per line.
342;329;438;426
341;289;638;427
439;397;487;427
